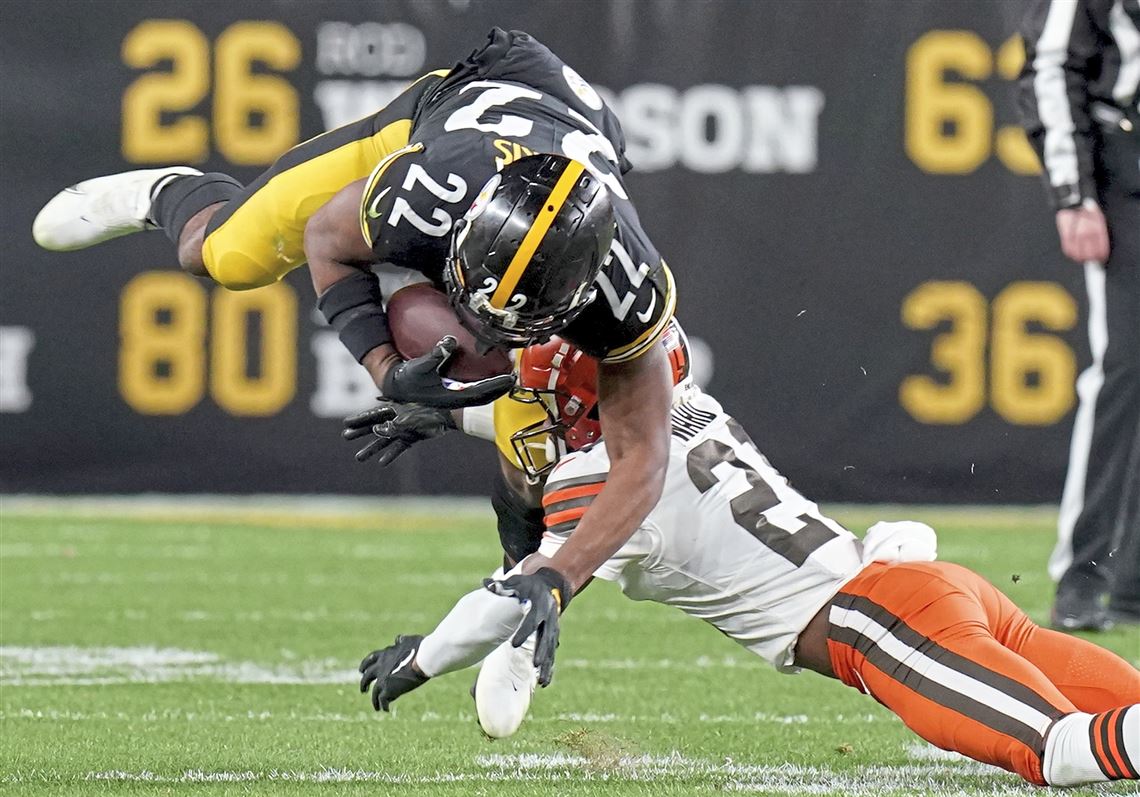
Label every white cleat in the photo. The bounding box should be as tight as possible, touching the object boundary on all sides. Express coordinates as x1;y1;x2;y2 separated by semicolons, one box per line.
33;167;202;251
474;635;538;739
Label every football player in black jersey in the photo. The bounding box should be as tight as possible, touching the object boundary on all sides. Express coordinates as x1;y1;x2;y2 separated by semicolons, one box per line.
34;29;677;609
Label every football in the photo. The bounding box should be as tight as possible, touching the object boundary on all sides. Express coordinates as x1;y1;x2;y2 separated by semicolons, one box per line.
386;282;513;381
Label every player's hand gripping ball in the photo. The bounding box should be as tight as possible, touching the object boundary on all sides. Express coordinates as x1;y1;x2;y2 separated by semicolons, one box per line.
381;284;514;409
381;335;513;410
387;282;512;380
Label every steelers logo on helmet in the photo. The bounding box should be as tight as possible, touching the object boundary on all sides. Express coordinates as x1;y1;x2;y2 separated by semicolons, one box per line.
443;153;615;350
464;173;501;222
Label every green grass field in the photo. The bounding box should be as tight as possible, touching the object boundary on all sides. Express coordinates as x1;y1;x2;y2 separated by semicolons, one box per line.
2;499;1137;796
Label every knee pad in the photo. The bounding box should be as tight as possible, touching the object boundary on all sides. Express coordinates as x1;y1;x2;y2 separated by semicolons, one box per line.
199;247;277;290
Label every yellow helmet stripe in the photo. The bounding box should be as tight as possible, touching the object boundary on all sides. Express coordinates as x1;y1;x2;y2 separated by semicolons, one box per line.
489;159;587;310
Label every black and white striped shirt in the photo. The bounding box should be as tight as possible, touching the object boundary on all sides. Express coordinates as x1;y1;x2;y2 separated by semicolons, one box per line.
1018;0;1140;209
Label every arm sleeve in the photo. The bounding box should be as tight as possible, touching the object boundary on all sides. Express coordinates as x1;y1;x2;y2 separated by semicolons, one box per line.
460;402;496;441
1017;0;1107;209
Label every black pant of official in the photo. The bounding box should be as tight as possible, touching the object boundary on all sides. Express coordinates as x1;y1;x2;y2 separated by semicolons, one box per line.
1114;421;1140;612
1055;118;1140;620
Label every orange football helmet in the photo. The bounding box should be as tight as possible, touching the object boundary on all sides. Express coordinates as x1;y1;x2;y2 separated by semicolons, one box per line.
509;320;692;478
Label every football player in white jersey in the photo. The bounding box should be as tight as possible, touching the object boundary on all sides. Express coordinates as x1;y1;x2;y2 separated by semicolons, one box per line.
352;326;1140;788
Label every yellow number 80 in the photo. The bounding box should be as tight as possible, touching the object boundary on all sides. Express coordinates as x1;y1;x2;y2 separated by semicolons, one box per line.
119;272;296;416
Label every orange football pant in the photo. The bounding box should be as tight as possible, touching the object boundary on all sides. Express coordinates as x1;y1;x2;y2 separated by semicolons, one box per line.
826;561;1140;785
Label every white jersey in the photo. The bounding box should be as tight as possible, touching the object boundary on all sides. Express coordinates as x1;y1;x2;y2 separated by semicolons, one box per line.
538;390;864;672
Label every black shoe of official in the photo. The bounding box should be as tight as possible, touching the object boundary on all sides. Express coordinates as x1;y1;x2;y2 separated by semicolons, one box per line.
1051;591;1113;632
1107;602;1140;626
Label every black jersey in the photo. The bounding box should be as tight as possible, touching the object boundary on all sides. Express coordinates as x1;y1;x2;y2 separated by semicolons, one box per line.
359;29;675;364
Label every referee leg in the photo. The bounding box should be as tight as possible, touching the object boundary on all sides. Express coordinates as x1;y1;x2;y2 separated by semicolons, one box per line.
1111;423;1140;620
1051;126;1140;627
1101;124;1140;620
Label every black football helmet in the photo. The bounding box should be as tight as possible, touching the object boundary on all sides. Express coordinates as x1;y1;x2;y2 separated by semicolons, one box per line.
444;154;615;349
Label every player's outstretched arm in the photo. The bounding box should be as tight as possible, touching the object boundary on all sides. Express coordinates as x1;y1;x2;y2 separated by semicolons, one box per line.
358;575;536;711
545;344;671;593
305;179;404;388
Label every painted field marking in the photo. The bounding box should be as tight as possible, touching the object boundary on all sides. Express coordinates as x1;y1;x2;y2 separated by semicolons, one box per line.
0;495;492;532
0;753;1082;795
0;646;778;687
0;646;356;686
1;705;847;726
3;725;1121;794
1;496;1058;532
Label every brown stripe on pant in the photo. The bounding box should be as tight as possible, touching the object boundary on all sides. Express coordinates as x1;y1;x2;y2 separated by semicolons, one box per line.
825;561;1084;785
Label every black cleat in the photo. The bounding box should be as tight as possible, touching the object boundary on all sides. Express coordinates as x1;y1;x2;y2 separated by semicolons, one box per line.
1107;604;1140;626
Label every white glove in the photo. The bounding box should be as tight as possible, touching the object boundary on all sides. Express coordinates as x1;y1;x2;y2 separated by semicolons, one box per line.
861;521;938;565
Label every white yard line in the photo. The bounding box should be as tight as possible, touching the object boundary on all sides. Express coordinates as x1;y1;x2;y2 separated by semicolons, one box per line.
0;645;779;687
0;706;848;725
1;494;488;519
0;754;1097;795
1;720;1123;794
905;741;982;764
1;495;1058;528
0;645;356;686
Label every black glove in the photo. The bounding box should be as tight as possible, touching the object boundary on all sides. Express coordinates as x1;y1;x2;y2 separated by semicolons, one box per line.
359;634;430;712
381;336;514;410
483;567;571;687
343;400;456;465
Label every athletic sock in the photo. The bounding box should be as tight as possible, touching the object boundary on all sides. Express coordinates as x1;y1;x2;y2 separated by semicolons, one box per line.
149;173;190;204
1044;706;1139;785
415;578;526;678
492;473;545;565
149;172;243;244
